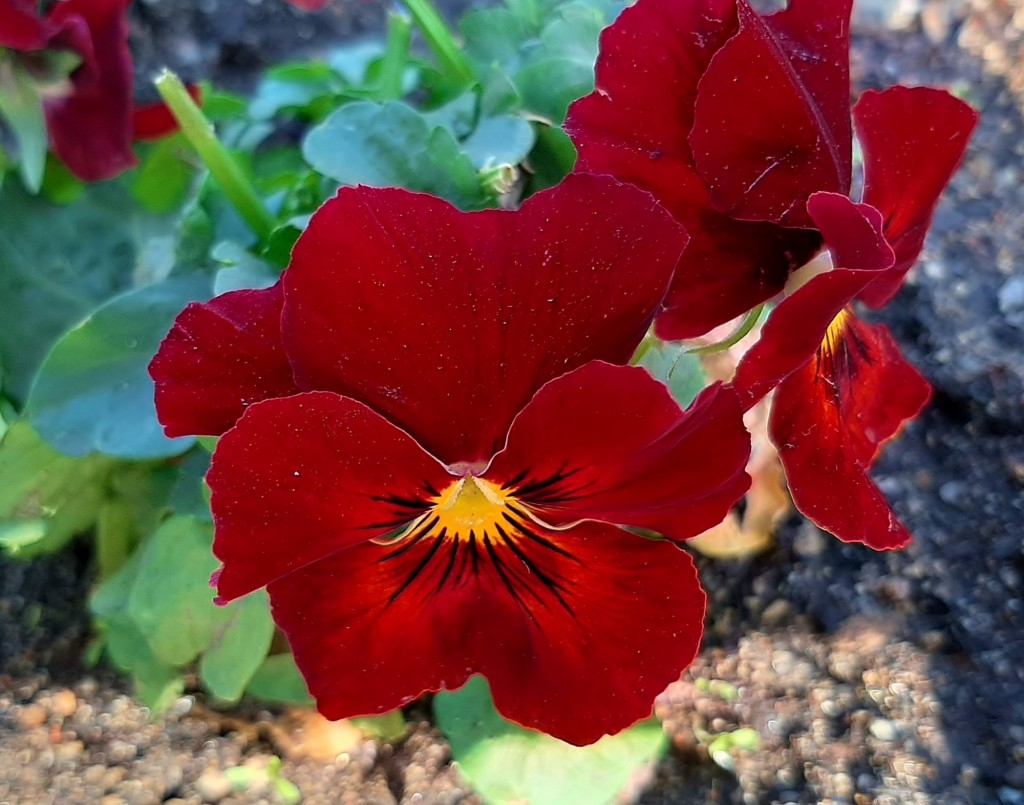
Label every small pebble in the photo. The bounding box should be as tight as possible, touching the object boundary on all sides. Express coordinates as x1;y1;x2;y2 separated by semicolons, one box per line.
869;719;902;742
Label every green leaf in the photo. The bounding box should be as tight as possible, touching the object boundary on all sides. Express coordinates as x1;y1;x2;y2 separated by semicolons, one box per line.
0;57;48;193
0;421;116;557
24;275;211;459
513;57;593;124
126;515;231;667
460;8;533;73
302;101;488;209
435;676;668;805
637;341;707;409
350;710;408;742
246;653;313;705
40;156;85;205
524;125;576;194
211;241;278;295
199;591;275;703
0;181;142;402
462;116;536;170
132;135;198;213
250;62;344;121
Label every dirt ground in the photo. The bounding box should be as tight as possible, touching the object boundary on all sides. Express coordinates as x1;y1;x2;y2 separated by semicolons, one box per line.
2;1;1024;804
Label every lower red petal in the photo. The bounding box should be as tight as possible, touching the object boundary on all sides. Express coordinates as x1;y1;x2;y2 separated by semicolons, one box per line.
208;391;453;602
770;313;931;549
150;284;299;438
0;0;52;49
268;518;706;746
487;362;750;542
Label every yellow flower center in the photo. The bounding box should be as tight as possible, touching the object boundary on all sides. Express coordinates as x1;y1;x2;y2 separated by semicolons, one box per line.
430;475;517;540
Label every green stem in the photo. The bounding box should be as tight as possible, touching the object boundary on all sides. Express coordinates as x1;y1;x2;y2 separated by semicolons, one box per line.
154;70;275;241
379;12;412;99
403;0;475;87
688;304;765;356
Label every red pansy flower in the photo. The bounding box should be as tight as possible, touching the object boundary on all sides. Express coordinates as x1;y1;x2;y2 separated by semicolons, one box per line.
1;0;188;180
150;174;752;746
282;0;330;10
566;0;976;548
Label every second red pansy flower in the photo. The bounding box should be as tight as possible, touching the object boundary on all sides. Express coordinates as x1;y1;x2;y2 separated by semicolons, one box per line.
149;174;752;746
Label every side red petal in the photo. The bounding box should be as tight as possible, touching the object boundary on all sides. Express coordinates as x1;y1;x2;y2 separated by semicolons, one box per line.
770;315;931;549
149;284;300;438
732;192;895;408
132;84;203;141
44;0;136;182
0;0;52;49
690;0;852;226
282;174;686;465
268;520;706;746
208;391;453;602
487;362;750;542
854;86;979;307
566;0;819;338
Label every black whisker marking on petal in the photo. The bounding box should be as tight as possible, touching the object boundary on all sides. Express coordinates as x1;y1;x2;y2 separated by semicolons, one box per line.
482;534;541;626
381;516;440;562
435;536;462;594
501;511;579;562
388;528;447;604
495;525;575;617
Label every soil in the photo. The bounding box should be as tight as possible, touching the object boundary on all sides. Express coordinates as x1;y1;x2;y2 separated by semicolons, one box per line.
2;2;1024;804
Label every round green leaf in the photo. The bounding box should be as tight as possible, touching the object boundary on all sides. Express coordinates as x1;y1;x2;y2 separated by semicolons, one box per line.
199;591;275;703
435;676;668;805
25;275;211;459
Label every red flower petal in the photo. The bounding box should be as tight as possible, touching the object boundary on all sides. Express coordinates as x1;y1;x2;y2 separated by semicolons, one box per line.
44;0;136;182
732;193;894;408
208;391;454;602
282;174;686;465
854;86;979;307
487;362;750;541
690;0;852;227
267;518;706;746
770;313;931;549
132;84;203;141
566;0;820;337
0;0;52;49
283;0;331;9
149;284;300;438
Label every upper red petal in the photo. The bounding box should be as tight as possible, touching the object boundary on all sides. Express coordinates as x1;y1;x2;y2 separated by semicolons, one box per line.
854;86;979;307
44;0;136;182
267;519;706;746
282;174;686;465
207;391;454;602
132;84;203;141
566;0;821;337
690;0;852;227
770;314;931;549
487;362;750;541
0;0;52;49
732;192;895;408
149;283;300;438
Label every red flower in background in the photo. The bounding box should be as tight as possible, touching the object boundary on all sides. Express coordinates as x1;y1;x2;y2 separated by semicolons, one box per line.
566;0;977;548
2;0;136;181
150;175;752;745
282;0;330;9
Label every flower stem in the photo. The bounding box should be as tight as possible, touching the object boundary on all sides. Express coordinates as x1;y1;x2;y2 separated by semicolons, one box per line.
379;11;412;99
688;304;765;355
154;69;275;241
402;0;475;87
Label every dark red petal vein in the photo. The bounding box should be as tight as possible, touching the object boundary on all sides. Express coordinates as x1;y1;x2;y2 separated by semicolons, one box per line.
690;0;852;226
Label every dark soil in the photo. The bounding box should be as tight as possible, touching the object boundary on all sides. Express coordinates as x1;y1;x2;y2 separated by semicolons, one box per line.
2;2;1023;804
